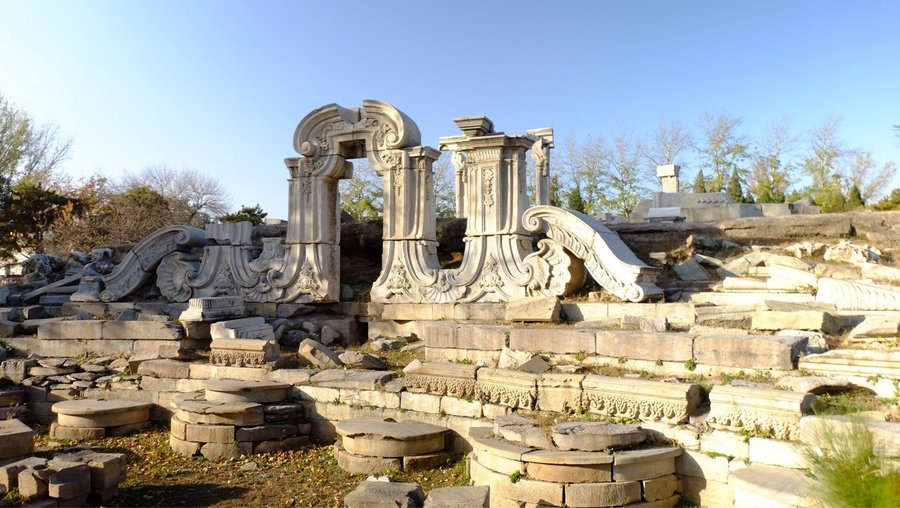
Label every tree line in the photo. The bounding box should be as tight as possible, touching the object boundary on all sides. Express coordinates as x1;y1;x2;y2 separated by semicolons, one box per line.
2;92;899;265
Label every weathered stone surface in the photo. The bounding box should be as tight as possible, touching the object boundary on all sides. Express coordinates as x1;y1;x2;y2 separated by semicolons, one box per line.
799;415;900;457
47;460;91;499
596;331;693;362
169;434;201;456
799;349;900;379
496;347;535;370
517;355;550;374
707;385;815;440
310;369;395;390
343;480;425;508
335;418;447;458
38;320;102;340
185;423;235;444
334;442;402;474
298;338;342;368
551;422;646;451
424;486;488;508
102;320;184;340
439;396;481;418
729;464;817;508
564;481;641;507
582;376;701;424
403;451;448;471
454;325;509;350
524;460;611;483
674;258;710;281
699;430;750;460
537;372;583;413
644;473;680;502
339;351;388;370
235;424;298;442
748;437;807;469
817;277;900;311
52;399;151;428
404;362;478;398
200;442;242;461
210;337;280;367
171;396;264;426
509;328;595;354
49;423;106;440
493;415;552;449
493;476;564;506
694;333;805;370
505;296;561;322
849;314;900;337
475;368;537;410
0;419;34;459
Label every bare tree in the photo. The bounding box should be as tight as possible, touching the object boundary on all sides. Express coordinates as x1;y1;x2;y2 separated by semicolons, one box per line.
0;94;71;192
848;152;895;203
747;120;798;203
124;166;232;226
559;134;606;215
642;118;693;168
802;116;846;191
431;153;456;218
601;133;652;216
695;112;749;192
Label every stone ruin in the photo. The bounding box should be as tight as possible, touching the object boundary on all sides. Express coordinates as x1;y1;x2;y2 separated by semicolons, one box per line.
0;100;898;507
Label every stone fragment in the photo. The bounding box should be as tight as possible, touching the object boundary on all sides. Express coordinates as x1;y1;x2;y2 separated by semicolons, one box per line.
200;442;242;461
18;466;50;500
644;474;681;502
537;372;583;413
102;320;184;340
505;296;561;322
339;351;388;370
729;464;816;508
320;325;342;346
496;347;534;369
752;310;841;334
49;423;106;440
817;278;900;311
799;349;900;381
47;460;91;500
203;380;289;403
551;422;646;451
509;328;595;354
517;355;550;374
611;447;681;481
402;451;447;471
674;258;710;281
136;359;190;378
210;337;280;367
849;314;900;337
343;481;425;508
493;415;552;449
694;333;806;370
298;338;342;368
309;369;394;390
564;481;641;507
334;442;400;475
210;317;275;340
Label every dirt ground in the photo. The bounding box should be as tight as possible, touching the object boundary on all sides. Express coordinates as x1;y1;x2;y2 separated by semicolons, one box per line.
5;426;467;508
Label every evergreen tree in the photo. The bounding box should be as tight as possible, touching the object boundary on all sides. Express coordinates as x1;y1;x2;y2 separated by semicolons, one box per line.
692;170;708;193
566;187;586;213
726;168;744;202
846;185;865;210
218;204;268;225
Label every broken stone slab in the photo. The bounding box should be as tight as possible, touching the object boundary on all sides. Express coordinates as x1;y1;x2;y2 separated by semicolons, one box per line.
0;419;34;460
298;338;342;368
52;399;152;429
707;385;816;440
492;415;553;449
170;395;264;426
203;380;289;404
0;457;47;492
179;296;246;322
551;422;647;451
817;278;900;311
424;485;489;508
766;264;818;289
210;317;275;341
335;418;448;458
136;359;190;379
496;347;535;369
210;337;280;367
722;277;770;291
694;333;806;370
582;376;702;424
46;460;91;500
776;376;852;395
403;362;478;398
343;481;425;508
474;368;538;410
504;296;561;322
517;355;550;374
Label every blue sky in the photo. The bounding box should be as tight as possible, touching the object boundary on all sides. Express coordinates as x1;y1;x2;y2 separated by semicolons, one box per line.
1;0;898;219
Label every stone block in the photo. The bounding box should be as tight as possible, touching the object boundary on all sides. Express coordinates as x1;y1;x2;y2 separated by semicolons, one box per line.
707;385;816;440
38;320;102;340
0;419;34;459
403;451;448;471
523;459;611;483
643;473;680;502
748;437;807;469
404;362;478;398
102;320;183;340
169;434;200;456
694;334;805;370
210;317;275;340
440;396;481;418
179;296;245;322
47;461;91;500
136;359;190;378
18;466;49;499
0;457;46;491
509;328;595;354
52;399;151;428
421;321;459;348
200;442;242;461
680;475;732;506
400;392;442;414
752;310;841;334
266;369;313;386
185;424;235;444
310;369;395;390
453;303;505;321
595;331;693;362
336;418;447;458
455;325;509;350
612;447;680;481
582;375;701;424
235;424;298;442
298;338;342;368
564;481;641;507
505;296;561;322
340;389;400;409
493;476;563;506
729;464;817;508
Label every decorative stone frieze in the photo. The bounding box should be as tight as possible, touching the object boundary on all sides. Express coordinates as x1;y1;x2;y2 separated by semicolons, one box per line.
581;376;702;424
403;362;478;398
474;368;538;409
706;385;815;440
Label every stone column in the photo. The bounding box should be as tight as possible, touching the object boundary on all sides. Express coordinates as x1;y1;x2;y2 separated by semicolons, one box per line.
528;128;554;206
656;164;681;193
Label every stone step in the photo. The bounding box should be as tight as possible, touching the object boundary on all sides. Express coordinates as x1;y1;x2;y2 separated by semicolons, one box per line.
334;417;448;458
51;399;152;429
551;422;647;451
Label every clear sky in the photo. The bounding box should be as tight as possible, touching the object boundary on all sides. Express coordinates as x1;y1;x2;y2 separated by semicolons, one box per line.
1;0;898;219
